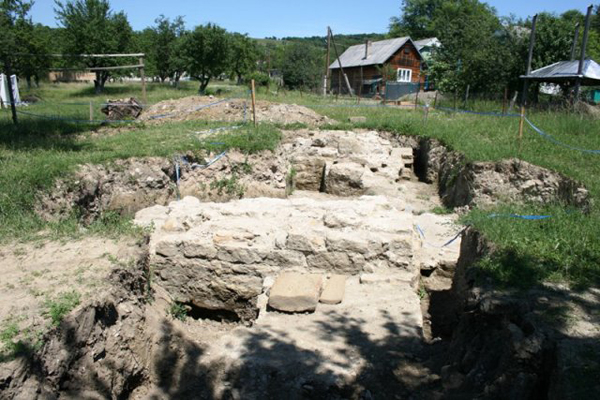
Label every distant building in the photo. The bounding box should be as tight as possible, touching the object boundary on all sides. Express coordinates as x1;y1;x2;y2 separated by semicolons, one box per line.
413;37;441;62
329;37;425;96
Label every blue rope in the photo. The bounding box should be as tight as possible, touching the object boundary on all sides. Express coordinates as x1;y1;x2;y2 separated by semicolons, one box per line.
524;117;600;155
488;213;552;220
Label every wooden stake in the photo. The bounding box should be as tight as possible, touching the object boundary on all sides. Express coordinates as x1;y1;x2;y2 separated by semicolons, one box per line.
464;84;470;109
139;57;147;105
251;79;257;127
433;90;438;109
414;81;420;110
89;101;93;121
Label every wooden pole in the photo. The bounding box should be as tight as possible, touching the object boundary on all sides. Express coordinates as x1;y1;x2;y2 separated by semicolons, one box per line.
358;66;363;104
324;28;331;96
464;84;470;109
414;80;420;110
453;88;457;111
519;14;538;145
329;27;354;96
574;5;593;103
89;101;93;122
4;63;18;125
139;57;147;105
570;23;581;61
502;87;508;115
433;90;438;109
251;79;257;127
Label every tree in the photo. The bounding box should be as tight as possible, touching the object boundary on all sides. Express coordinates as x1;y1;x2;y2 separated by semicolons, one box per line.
428;0;513;93
180;23;229;93
15;22;51;87
281;42;321;89
229;33;258;84
0;0;33;69
389;0;446;38
145;15;185;82
55;0;133;94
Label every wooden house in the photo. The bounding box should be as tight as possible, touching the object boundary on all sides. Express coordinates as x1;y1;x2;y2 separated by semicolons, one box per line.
329;37;425;96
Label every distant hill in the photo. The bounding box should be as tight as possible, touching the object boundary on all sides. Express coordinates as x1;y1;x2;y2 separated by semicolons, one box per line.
255;33;388;54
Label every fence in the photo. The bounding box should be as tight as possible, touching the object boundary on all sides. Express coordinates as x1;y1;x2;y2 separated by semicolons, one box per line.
384;82;421;101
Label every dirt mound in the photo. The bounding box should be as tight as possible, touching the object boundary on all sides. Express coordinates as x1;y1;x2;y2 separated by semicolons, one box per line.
139;96;333;126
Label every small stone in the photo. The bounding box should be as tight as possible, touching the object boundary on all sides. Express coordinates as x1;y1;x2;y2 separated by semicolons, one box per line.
162;218;181;232
319;275;347;305
268;273;324;313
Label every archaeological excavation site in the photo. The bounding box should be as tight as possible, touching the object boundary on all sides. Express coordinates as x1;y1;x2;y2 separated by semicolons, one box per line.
2;94;596;400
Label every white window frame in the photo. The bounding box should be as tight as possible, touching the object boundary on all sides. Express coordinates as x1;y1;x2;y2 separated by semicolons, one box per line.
397;68;412;83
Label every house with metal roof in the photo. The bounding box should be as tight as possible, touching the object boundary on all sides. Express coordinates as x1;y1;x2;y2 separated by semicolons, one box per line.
328;37;425;96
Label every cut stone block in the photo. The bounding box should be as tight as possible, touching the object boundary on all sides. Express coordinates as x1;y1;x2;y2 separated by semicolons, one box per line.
268;273;324;313
319;275;347;305
359;271;419;290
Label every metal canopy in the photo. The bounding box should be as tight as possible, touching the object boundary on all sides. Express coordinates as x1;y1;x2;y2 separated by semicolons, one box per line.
521;59;600;85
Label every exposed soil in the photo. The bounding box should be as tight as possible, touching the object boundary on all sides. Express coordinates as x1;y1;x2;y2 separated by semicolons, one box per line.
139;96;334;126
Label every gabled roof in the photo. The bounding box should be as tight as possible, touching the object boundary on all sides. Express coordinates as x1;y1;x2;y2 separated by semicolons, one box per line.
521;59;600;85
329;37;422;69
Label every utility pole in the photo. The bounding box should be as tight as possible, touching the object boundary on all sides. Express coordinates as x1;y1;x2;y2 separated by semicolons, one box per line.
519;14;538;145
574;5;594;103
570;23;581;61
324;27;331;96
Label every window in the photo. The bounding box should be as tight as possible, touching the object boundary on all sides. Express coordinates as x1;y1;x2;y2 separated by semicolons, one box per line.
397;68;412;82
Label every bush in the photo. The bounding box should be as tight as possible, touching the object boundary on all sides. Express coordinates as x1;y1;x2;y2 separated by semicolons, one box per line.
247;71;271;87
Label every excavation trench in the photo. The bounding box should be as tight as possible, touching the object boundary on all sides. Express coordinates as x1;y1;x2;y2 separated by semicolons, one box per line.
4;129;593;399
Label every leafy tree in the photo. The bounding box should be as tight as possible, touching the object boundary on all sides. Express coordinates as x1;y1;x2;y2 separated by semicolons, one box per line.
15;22;51;87
146;15;185;82
281;42;321;89
179;23;229;93
389;0;446;38
55;0;133;94
429;0;512;93
0;0;33;71
229;33;258;84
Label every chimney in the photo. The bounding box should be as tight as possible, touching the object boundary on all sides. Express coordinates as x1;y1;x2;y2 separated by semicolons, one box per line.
364;40;372;59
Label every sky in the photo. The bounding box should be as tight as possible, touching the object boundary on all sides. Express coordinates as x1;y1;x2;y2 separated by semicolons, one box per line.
31;0;596;38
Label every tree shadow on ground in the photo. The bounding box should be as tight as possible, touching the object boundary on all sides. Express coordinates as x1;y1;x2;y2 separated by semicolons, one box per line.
148;306;441;400
0;119;93;152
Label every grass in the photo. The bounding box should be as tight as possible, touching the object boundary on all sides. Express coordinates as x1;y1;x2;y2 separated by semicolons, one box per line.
44;291;81;326
168;302;189;322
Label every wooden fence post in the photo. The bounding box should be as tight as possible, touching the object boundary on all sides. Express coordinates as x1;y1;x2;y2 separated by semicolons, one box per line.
139;57;147;105
4;63;18;125
414;81;420;110
433;90;438;109
89;101;93;122
251;79;257;127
